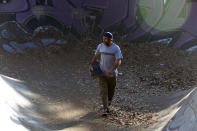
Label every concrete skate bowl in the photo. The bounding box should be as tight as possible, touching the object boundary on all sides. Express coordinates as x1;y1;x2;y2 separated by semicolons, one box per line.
0;0;197;131
0;51;197;131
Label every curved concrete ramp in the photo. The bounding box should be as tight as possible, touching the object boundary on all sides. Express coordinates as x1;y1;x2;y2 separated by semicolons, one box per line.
163;87;197;131
0;75;32;131
0;74;95;131
0;74;133;131
0;74;58;130
147;87;197;131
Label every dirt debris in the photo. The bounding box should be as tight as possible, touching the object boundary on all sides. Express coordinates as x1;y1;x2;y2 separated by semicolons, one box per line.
77;40;197;128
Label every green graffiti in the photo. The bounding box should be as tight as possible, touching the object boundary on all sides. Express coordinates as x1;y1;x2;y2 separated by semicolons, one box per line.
153;0;191;31
137;0;164;30
136;6;149;25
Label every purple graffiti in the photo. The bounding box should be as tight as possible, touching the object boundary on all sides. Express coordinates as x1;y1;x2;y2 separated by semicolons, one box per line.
0;0;197;49
100;0;128;29
0;0;29;12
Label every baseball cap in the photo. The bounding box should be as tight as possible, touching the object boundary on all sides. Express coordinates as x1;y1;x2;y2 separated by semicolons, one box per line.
103;32;113;39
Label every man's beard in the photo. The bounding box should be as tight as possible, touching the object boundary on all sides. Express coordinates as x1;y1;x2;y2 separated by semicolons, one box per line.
104;42;110;46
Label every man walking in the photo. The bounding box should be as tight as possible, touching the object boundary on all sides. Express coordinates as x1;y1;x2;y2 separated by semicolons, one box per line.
89;32;123;116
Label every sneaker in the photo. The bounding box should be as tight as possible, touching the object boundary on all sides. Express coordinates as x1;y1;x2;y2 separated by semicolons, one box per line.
102;108;109;116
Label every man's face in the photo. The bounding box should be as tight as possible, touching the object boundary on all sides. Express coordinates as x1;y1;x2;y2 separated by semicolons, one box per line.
103;36;112;46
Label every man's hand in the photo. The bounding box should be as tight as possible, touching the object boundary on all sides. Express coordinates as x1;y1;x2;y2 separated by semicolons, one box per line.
106;59;121;77
89;65;93;72
106;70;113;77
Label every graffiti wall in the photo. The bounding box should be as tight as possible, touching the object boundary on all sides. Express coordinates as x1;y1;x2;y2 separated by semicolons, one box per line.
0;0;197;52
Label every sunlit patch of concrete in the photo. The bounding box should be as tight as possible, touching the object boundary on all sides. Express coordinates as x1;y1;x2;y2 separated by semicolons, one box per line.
0;102;28;131
0;75;32;108
0;74;91;130
59;126;90;131
0;75;50;130
43;102;87;121
0;75;32;130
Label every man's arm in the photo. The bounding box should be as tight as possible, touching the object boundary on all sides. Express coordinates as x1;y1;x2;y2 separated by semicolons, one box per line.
90;55;99;65
89;43;101;72
106;59;121;77
110;59;121;72
91;43;101;65
106;45;123;77
111;45;123;72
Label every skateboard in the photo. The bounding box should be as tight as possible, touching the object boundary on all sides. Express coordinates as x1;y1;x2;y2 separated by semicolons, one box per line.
90;61;104;77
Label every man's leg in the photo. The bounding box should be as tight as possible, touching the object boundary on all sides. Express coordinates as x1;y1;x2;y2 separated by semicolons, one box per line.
107;77;117;105
98;76;109;110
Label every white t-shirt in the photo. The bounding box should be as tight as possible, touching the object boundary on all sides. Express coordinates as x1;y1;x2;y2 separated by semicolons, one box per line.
94;43;123;77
